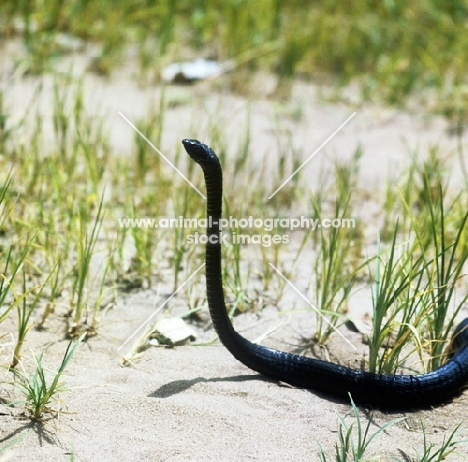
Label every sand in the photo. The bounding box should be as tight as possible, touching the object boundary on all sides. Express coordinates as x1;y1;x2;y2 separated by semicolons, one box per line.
0;39;467;461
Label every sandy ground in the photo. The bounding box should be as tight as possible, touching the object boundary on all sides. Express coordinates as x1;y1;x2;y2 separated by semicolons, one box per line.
0;39;468;461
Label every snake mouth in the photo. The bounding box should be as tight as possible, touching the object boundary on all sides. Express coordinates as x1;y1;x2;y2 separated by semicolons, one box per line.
182;139;219;165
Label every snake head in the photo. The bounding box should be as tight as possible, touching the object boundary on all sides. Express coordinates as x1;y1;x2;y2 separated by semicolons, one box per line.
182;139;220;167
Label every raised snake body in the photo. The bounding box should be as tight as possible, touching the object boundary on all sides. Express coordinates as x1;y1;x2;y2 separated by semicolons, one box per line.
182;138;468;408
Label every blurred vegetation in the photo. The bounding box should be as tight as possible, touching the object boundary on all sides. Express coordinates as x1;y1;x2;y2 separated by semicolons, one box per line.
1;1;468;113
0;1;467;426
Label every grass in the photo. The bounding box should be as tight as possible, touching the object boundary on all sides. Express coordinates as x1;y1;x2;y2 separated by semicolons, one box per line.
410;422;466;462
0;241;33;326
68;196;105;337
0;2;467;458
366;198;468;374
0;64;467;399
10;267;48;369
4;68;464;368
317;396;466;461
0;3;466;113
317;395;405;461
309;185;360;344
11;333;86;420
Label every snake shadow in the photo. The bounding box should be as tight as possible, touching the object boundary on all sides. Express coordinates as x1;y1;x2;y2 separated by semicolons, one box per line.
148;374;353;408
147;373;454;413
149;374;281;399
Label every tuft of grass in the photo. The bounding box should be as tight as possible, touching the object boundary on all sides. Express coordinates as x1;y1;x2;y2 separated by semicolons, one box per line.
11;333;86;420
0;240;35;326
317;394;405;461
365;170;468;374
124;199;155;289
10;267;49;369
367;229;425;374
133;95;166;185
171;188;192;292
222;219;251;316
311;194;359;345
408;421;466;462
69;197;105;337
303;146;364;344
410;184;468;370
37;255;66;329
316;397;466;461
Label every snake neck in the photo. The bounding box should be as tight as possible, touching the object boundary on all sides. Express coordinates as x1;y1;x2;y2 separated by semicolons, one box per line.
199;155;280;374
200;162;238;342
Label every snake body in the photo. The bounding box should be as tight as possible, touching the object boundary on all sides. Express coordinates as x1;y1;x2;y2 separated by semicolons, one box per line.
182;138;468;408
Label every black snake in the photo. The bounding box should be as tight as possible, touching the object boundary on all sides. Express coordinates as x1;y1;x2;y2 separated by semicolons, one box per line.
182;138;468;408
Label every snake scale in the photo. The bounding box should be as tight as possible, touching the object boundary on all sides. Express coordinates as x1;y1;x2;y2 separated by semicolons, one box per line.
182;138;468;408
